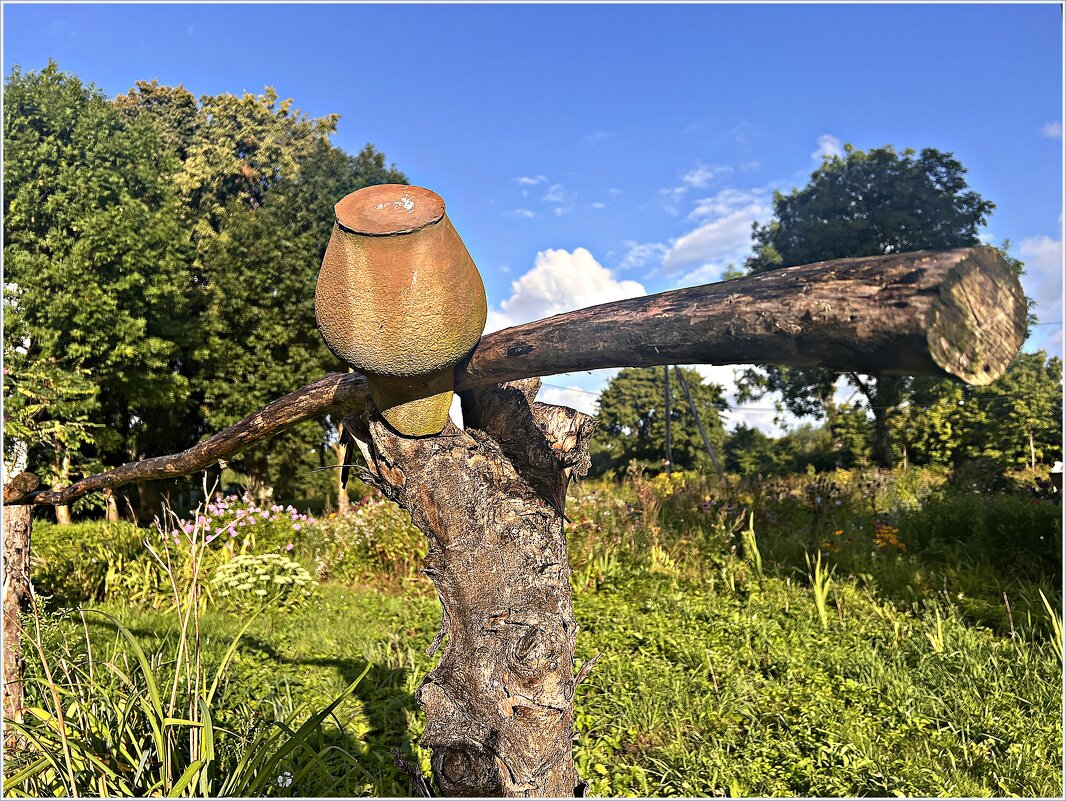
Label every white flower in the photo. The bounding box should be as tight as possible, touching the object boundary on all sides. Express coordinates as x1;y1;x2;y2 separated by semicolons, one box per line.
277;770;293;787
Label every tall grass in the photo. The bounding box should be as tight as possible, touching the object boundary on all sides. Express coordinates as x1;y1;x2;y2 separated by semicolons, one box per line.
4;496;368;797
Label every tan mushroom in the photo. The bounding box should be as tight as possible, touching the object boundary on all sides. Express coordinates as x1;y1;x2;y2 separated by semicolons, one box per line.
315;184;487;436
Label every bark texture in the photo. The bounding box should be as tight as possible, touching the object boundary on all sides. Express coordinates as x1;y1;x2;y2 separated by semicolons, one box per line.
3;478;35;733
350;379;596;797
462;247;1026;388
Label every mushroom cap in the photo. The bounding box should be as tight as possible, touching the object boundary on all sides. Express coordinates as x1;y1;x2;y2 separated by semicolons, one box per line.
315;185;488;378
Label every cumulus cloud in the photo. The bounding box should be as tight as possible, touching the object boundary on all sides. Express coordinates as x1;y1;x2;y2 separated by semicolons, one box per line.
505;208;537;219
660;186;771;280
486;247;646;332
1041;121;1062;139
542;183;567;204
514;175;547;186
812;134;844;161
537;384;601;416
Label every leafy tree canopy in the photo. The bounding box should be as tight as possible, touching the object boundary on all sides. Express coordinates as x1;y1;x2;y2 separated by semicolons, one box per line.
594;367;727;474
740;144;1003;467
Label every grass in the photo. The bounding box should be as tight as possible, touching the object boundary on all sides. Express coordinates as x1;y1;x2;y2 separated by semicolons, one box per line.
8;466;1063;797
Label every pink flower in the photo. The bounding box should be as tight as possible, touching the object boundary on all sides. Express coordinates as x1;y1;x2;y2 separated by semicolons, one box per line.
293;523;301;531
285;543;294;552
228;527;237;537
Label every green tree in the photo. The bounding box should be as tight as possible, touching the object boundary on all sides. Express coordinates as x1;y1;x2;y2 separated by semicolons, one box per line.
894;351;1063;470
595;367;727;473
724;424;788;476
115;80;405;500
3;63;191;506
740;144;998;467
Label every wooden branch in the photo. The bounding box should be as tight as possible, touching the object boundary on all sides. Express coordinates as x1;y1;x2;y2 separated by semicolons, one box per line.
7;246;1025;508
461;246;1026;388
7;373;369;507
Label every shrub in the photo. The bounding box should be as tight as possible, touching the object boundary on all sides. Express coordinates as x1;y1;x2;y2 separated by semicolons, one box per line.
31;520;169;606
304;495;426;584
169;493;315;557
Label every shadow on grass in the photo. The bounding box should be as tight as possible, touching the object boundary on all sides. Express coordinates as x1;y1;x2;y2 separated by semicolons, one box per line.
85;618;426;797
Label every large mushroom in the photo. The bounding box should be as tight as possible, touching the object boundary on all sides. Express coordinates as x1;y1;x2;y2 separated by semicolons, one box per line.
315;184;488;436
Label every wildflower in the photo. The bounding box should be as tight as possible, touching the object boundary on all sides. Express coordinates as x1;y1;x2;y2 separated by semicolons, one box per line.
293;523;301;531
833;529;843;537
286;543;295;552
182;521;195;534
277;771;293;788
228;527;238;537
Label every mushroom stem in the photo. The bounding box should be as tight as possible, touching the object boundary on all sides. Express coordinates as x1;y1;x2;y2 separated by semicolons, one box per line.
367;371;456;437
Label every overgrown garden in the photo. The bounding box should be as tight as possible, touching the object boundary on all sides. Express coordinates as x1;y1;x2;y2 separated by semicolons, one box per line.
3;62;1062;797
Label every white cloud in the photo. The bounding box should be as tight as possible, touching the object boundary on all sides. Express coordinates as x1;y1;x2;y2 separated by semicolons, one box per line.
590;202;606;210
661;187;771;278
682;161;733;189
486;247;646;332
542;183;567;204
585;130;615;145
618;241;669;271
1041;121;1062;139
812;134;844;161
1018;234;1064;352
657;185;688;216
505;208;537;219
537;384;601;416
514;175;547;186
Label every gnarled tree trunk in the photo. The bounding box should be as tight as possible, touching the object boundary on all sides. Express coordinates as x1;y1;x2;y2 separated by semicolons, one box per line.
351;379;596;797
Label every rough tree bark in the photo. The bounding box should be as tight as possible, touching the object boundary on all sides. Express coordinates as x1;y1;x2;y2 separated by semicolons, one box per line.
3;472;37;737
349;379;596;797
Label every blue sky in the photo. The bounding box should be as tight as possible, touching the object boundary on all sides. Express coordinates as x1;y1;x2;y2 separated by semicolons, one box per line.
4;2;1063;430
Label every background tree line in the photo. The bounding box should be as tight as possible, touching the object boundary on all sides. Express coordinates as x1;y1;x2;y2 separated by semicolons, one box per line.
4;62;405;522
4;64;1061;517
592;145;1060;477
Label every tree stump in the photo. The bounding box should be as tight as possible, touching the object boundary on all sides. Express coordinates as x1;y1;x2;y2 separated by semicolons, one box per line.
2;472;36;742
349;378;596;797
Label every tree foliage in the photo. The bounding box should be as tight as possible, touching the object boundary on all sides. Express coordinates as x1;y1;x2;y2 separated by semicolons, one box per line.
740;144;1001;467
893;351;1062;470
3;63;191;497
4;63;405;510
594;367;727;473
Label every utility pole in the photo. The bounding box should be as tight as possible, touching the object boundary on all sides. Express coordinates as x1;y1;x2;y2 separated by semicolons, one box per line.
674;366;725;479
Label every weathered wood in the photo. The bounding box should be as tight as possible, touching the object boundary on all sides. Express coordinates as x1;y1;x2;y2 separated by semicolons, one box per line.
6;246;1025;509
351;380;596;796
5;373;369;506
462;246;1026;387
3;481;34;736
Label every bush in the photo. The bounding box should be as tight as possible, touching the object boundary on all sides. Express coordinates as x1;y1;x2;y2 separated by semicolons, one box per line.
303;495;426;584
170;493;315;556
31;520;168;606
